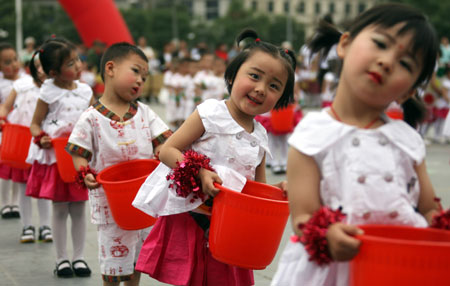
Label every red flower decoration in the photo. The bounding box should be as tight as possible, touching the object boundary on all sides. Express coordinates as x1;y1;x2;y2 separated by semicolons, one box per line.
294;206;346;265
76;165;97;188
431;209;450;230
166;150;215;203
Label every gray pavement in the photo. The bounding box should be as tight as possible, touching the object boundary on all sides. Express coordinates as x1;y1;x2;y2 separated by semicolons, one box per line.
0;102;449;286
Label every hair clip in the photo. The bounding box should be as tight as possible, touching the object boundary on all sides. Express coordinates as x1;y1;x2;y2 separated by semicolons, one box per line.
40;49;44;53
255;38;261;43
51;34;56;38
285;49;289;54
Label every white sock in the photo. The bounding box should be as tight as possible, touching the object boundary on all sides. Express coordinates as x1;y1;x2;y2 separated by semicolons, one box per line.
18;183;32;226
11;182;19;206
52;202;69;262
0;179;11;207
69;201;86;262
37;198;51;227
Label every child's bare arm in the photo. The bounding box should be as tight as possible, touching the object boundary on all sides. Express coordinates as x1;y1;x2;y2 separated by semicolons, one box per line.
416;160;441;224
71;153;99;189
30;99;51;148
288;147;362;261
0;89;18;119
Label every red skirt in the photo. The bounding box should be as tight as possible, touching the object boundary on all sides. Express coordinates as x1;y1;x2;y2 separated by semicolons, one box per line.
0;163;30;183
136;213;254;286
25;162;88;202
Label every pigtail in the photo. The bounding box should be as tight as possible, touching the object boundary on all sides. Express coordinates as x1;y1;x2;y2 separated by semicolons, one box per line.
283;49;297;72
29;50;42;86
402;94;426;129
308;20;342;62
235;29;259;50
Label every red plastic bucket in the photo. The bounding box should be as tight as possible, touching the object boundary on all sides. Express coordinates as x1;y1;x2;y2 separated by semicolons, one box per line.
97;159;159;230
350;225;450;286
52;137;77;183
209;181;289;269
271;105;295;133
1;123;32;169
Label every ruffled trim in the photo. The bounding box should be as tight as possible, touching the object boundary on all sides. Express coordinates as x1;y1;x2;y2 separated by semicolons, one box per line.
197;99;271;156
39;79;92;104
289;109;425;164
12;76;35;93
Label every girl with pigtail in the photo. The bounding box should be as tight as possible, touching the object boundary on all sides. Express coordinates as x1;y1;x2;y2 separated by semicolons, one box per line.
26;38;94;278
271;3;448;286
132;28;296;285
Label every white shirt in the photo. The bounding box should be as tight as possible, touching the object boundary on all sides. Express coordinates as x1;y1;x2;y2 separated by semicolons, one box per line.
133;99;271;217
8;76;39;126
272;109;427;286
68;100;170;225
26;79;92;165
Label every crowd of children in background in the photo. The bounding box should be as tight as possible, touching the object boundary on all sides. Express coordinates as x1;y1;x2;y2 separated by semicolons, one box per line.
0;3;449;284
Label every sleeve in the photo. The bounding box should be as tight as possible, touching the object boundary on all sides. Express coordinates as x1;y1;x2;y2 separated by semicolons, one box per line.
39;80;59;104
143;103;171;141
66;110;94;161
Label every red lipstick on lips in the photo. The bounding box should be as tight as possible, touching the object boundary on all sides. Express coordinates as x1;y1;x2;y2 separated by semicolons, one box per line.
368;72;382;84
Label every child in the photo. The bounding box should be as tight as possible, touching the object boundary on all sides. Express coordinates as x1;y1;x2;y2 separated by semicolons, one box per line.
271;4;441;286
0;43;24;219
132;29;296;286
0;53;52;243
26;38;93;278
66;42;172;285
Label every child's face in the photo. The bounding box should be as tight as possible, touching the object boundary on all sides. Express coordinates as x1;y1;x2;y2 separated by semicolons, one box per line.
110;54;148;102
33;58;47;83
0;48;19;80
54;50;82;82
337;22;422;108
229;51;287;116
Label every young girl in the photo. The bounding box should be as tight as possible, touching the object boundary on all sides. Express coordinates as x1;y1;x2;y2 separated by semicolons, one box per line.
26;38;93;278
0;43;24;219
0;53;52;243
132;29;296;286
271;4;441;285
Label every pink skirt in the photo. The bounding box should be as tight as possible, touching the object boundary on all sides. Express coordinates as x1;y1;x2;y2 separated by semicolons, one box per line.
25;162;88;202
0;163;30;183
136;213;254;286
433;107;449;119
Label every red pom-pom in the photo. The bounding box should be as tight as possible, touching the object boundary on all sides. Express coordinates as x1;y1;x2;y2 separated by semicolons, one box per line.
33;130;49;148
166;150;215;203
294;206;346;265
76;165;97;188
431;209;450;230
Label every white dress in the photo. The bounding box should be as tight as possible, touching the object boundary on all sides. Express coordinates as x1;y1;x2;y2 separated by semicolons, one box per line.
271;109;427;286
26;79;92;165
133;99;271;217
8;76;39;126
67;100;169;225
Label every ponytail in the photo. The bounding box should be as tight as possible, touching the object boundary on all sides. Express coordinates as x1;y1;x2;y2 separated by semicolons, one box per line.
308;20;342;63
29;50;42;86
402;93;426;129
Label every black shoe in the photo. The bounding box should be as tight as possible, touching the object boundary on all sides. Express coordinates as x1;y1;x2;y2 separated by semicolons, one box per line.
38;226;53;243
1;205;12;219
10;205;20;218
20;226;35;243
72;259;91;277
54;260;73;278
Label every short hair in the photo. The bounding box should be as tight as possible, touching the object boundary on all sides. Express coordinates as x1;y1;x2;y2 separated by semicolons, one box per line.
100;42;148;82
224;29;297;109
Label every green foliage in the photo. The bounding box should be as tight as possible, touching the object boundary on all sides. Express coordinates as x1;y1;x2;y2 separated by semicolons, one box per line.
0;1;16;44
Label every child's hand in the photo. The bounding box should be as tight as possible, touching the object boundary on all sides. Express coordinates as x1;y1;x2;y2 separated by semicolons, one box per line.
273;180;288;197
198;168;222;197
40;135;52;149
84;173;100;189
326;222;363;261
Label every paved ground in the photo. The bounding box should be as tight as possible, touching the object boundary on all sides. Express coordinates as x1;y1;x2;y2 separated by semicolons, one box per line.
0;102;449;286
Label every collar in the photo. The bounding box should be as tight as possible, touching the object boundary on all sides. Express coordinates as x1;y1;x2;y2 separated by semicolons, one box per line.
93;99;138;121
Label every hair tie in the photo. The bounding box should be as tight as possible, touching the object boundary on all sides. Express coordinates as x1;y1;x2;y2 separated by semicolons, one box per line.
39;49;44;53
51;34;56;38
285;49;289;54
255;38;261;43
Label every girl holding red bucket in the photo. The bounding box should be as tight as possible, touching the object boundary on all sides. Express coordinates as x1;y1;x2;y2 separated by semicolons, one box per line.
132;29;295;286
271;4;446;286
67;42;172;285
0;53;53;244
0;43;27;219
25;38;94;278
